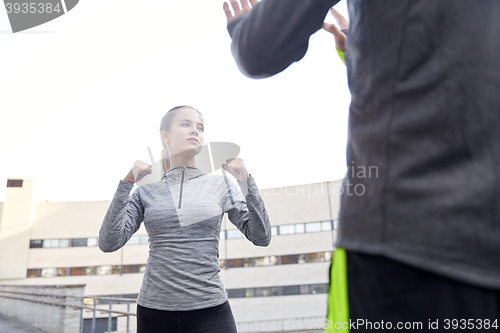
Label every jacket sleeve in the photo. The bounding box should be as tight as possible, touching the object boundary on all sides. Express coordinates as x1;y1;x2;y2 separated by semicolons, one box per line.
227;0;339;78
221;174;272;246
98;180;144;253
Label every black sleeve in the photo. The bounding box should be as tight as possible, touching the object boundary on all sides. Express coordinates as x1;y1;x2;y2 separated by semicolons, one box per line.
227;0;340;79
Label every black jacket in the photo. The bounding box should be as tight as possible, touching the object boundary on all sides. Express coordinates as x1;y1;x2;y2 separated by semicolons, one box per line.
228;0;500;289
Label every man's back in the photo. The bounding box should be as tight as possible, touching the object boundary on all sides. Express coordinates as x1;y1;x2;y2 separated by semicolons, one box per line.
338;0;500;289
226;0;500;326
228;0;500;289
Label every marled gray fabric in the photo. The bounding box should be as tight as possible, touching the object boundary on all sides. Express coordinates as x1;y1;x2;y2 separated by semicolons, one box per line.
99;166;271;311
227;0;500;290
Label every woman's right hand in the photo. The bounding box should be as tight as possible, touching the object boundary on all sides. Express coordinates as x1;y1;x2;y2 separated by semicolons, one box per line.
124;160;152;184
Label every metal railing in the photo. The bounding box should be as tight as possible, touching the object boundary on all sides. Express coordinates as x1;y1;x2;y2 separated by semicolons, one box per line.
0;288;136;333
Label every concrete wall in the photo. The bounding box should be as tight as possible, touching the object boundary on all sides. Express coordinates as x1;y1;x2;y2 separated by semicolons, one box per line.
0;178;33;279
0;284;85;333
30;201;118;240
0;177;342;332
220;230;336;259
230;294;329;332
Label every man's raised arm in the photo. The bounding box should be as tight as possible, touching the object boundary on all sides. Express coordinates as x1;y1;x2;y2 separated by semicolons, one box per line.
224;0;339;79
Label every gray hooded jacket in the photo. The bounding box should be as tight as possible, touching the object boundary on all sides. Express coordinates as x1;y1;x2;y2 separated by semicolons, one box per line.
99;166;271;311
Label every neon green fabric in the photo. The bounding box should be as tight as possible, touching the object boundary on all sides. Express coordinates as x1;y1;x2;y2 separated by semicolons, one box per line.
336;48;346;65
326;248;349;332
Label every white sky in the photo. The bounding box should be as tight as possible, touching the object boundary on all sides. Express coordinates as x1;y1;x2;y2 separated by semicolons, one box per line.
0;0;351;203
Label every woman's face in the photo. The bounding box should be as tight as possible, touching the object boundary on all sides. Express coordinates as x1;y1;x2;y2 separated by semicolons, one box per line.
162;107;204;156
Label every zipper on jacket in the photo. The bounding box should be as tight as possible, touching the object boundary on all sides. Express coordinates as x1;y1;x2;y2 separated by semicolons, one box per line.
178;166;185;209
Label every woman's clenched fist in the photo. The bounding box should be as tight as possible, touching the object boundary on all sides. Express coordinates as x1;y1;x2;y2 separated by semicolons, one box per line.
124;160;153;184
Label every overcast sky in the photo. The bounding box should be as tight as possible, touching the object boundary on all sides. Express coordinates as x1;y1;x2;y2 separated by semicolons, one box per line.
0;0;351;203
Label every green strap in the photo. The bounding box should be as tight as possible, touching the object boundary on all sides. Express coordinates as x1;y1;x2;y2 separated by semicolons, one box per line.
326;248;349;332
336;48;346;65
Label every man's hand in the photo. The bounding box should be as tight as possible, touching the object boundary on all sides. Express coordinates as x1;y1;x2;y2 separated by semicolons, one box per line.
223;0;258;24
322;7;349;52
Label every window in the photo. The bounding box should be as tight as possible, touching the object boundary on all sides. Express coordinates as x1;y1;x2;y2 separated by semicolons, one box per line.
308;252;325;263
71;238;87;247
57;268;68;276
124;265;141;274
243;258;252;267
112;265;121;274
322;221;332;231
30;240;43;248
60;239;70;247
269;256;279;266
220;231;225;240
333;219;339;229
43;239;60;248
279;224;295;235
227;289;245;298
83;298;95;306
70;267;86;276
271;226;278;236
254;256;269;266
139;264;146;273
225;284;326;298
227;259;244;268
298;253;306;263
42;268;58;277
305;222;322;233
245;288;255;297
255;287;271;297
7;179;23;187
87;238;97;247
271;287;281;296
281;255;299;265
300;285;310;294
325;251;333;261
283;285;300;295
311;283;328;294
97;266;112;275
140;235;149;244
218;259;226;269
226;230;243;239
27;269;42;278
82;318;116;333
86;267;96;275
295;224;305;234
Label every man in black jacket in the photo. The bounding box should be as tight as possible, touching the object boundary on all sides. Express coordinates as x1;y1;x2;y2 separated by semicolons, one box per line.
224;0;500;328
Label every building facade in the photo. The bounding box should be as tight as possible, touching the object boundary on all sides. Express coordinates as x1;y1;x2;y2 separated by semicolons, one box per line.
0;177;342;333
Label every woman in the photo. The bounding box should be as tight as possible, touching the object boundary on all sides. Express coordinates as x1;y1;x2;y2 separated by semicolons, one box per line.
98;105;272;333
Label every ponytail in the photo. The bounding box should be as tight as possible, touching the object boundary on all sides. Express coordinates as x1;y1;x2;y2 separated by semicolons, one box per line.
161;145;170;173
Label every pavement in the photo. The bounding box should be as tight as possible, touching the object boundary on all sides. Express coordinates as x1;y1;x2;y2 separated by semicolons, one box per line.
0;313;46;333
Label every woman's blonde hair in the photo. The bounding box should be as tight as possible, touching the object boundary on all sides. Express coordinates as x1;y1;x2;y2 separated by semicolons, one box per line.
159;105;203;173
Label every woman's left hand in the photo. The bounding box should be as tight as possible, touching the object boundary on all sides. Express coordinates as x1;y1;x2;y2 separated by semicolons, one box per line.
222;157;250;182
